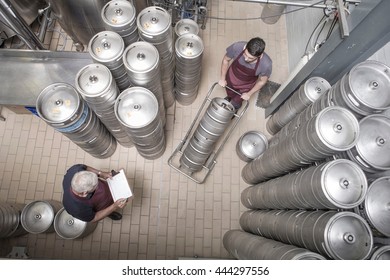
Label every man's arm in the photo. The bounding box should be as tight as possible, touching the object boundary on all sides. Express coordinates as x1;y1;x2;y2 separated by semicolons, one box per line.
219;54;232;87
241;75;269;100
91;198;127;222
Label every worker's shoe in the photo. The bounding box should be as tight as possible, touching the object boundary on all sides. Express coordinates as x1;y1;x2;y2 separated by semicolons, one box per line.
108;211;122;220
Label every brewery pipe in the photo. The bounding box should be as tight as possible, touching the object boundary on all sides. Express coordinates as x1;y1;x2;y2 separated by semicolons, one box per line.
0;0;45;49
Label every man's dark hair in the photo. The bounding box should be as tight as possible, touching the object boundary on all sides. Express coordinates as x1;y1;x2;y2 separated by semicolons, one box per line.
246;37;266;57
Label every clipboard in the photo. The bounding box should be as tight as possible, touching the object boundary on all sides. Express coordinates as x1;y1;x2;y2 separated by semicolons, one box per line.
106;169;133;201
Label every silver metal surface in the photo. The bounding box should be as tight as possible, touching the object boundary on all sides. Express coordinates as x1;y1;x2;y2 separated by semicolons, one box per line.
236;131;268;162
21;200;62;234
0;49;93;107
54;208;98;239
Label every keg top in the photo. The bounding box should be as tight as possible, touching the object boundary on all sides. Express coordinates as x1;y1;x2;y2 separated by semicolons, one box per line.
21;201;56;234
324;212;373;260
175;34;204;59
303;76;331;102
123;42;159;72
175;18;199;36
364;176;390;237
75;64;113;97
88;31;125;62
354;114;390;170
54;208;87;239
137;6;171;35
348;60;390;110
237;131;268;161
315;106;359;151
115;87;158;128
36;83;81;124
321;159;367;208
102;0;136;27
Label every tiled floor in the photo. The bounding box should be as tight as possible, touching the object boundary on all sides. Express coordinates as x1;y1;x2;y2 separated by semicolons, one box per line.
0;1;288;259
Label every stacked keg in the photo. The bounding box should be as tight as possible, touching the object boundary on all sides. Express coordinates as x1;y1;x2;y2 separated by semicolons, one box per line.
0;202;27;239
370;245;390;260
180;97;235;172
88;31;131;91
239;209;373;260
174;33;204;105
339;114;390;173
242;106;360;184
236;131;268;162
174;18;199;41
241;159;367;210
115;87;166;160
266;77;331;135
137;6;175;108
36;83;117;159
353;176;390;238
21;200;62;234
54;208;98;239
75;63;133;148
101;0;139;47
122;41;166;126
223;230;326;260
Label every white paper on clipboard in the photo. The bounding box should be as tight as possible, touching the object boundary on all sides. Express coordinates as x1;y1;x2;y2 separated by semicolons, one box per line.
107;169;132;201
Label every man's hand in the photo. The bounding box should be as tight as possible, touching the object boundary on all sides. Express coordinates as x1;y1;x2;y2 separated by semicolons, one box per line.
241;93;251;100
218;79;227;87
114;198;128;209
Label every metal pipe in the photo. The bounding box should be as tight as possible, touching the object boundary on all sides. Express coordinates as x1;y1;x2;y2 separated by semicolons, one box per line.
232;0;334;9
0;0;45;50
38;7;51;42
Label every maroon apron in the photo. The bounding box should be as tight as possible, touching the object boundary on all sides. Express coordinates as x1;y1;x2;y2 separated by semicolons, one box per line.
226;50;260;108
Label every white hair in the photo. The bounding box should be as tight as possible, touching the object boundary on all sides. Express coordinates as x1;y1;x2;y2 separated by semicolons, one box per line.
71;171;98;193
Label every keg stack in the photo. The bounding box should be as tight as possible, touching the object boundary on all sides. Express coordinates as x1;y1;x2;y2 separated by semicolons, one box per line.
101;0;139;47
266;76;331;135
179;97;235;172
242;106;360;185
241;159;368;210
75;63;134;148
36;83;117;159
174;33;204;106
88;31;131;92
223;230;326;260
122;41;166;127
0;202;27;239
137;6;176;108
115;87;166;160
239;210;373;260
54;208;98;239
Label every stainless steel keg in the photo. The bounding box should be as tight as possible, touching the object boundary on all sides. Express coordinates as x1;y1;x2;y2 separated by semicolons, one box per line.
123;42;166;126
241;159;367;210
370;244;390;260
115;87;166;159
101;0;139;47
242;106;360;185
345;114;390;173
54;208;98;239
354;176;390;237
36;83;117;159
236;131;268;162
329;60;390;118
75;63;133;148
21;200;62;234
240;209;373;260
223;230;326;260
174;33;204;105
137;6;175;108
266;77;330;135
88;31;131;91
0;202;27;238
174;18;199;40
180;97;235;172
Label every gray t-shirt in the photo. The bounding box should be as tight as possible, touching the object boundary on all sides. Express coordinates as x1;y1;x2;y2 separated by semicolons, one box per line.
226;41;272;78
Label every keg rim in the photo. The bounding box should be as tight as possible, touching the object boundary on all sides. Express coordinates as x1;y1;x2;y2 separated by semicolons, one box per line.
175;33;204;59
88;31;125;63
136;6;171;36
101;0;136;28
21;200;57;234
75;64;114;97
54;208;87;239
174;18;200;37
370;245;390;260
122;41;160;73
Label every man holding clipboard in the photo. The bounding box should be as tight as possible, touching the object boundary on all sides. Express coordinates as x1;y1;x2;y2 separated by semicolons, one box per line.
62;164;131;222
